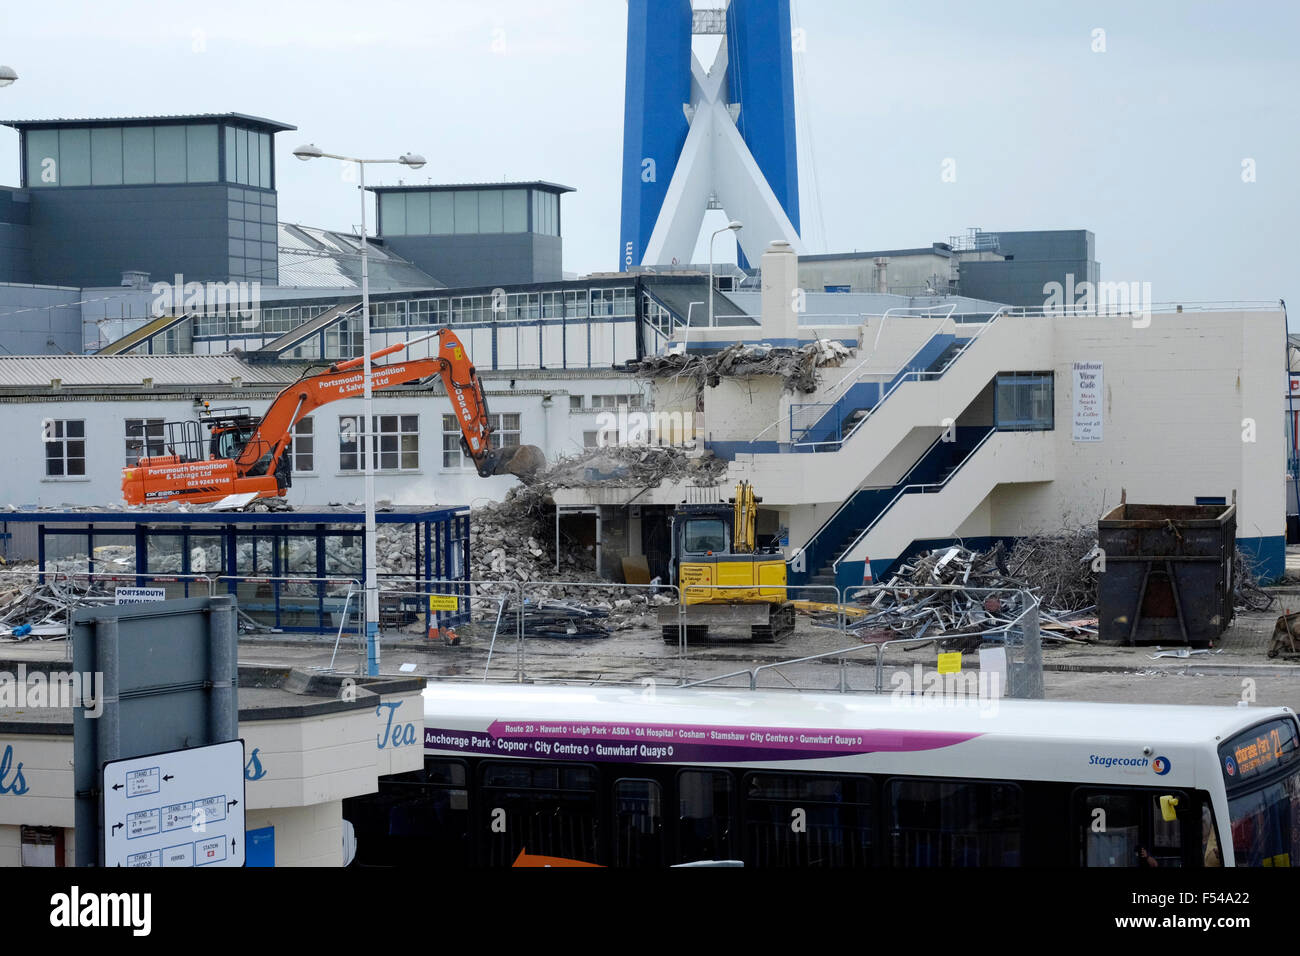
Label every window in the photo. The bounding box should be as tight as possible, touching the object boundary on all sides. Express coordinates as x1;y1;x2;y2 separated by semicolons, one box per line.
44;419;86;477
615;779;665;867
344;760;469;868
340;415;419;472
124;418;165;465
325;319;362;359
744;773;874;867
503;190;527;232
1075;789;1185;867
570;395;583;411
683;518;727;555
480;761;600;866
583;430;599;449
27;124;224;188
888;778;1022;866
380;192;407;236
677;769;734;864
454;191;479;234
21;827;65;867
995;373;1053;430
590;393;643;410
90;127;123;185
443;413;518;468
590;287;634;318
290;418;314;472
224;126;271;188
57;128;90;186
371;301;406;328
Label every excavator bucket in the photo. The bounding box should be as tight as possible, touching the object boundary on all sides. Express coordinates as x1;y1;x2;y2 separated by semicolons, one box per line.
488;443;547;480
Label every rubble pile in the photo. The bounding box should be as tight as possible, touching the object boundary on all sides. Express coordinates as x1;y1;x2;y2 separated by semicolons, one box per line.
853;536;1101;645
528;444;728;490
0;571;112;639
633;339;853;394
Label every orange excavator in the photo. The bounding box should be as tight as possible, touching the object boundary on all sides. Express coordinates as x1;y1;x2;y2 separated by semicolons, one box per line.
121;329;545;506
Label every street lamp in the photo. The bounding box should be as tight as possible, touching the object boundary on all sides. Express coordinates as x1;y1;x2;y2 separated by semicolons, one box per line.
293;143;427;677
0;66;18;88
709;220;743;328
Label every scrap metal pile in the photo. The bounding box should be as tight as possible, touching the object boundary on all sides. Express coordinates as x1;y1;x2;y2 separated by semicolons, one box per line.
632;339;853;394
0;571;116;640
848;535;1101;647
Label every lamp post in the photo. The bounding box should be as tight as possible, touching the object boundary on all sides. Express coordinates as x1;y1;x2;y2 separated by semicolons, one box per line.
0;66;18;87
293;144;426;677
709;220;743;328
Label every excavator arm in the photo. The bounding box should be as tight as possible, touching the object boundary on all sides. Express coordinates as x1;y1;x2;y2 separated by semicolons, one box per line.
121;329;544;506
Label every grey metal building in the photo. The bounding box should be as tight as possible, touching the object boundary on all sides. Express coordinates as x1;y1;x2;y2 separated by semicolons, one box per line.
370;181;573;288
0;112;295;288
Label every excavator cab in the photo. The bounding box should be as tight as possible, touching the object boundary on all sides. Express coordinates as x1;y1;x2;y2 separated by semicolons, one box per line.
659;482;794;644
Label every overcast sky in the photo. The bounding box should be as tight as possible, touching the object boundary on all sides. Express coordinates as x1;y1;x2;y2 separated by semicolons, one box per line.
1;0;1296;320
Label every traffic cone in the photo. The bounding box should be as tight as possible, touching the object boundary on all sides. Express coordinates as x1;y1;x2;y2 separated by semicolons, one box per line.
862;558;874;587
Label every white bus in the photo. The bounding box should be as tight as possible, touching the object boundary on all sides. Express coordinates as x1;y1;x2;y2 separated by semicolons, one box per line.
341;684;1300;868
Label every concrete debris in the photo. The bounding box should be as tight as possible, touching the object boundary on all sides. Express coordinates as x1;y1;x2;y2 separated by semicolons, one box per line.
632;339;854;394
529;444;728;490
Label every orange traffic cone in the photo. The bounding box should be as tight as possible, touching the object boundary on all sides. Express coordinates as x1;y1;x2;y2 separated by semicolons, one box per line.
862;558;874;587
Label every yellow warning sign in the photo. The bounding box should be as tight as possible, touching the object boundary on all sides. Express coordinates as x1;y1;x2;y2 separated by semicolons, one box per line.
428;594;459;612
936;652;962;674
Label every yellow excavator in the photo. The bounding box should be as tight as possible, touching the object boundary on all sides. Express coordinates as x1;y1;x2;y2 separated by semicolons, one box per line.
659;480;794;643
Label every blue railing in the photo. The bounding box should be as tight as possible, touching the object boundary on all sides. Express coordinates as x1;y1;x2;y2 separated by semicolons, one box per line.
789;334;968;447
789;425;994;585
832;427;1000;577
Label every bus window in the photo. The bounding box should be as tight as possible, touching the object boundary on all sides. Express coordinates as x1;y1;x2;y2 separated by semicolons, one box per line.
480;761;600;866
743;773;873;867
614;779;664;867
677;769;734;864
888;778;1022;866
1202;803;1223;867
343;759;469;867
1220;717;1300;866
1074;789;1186;867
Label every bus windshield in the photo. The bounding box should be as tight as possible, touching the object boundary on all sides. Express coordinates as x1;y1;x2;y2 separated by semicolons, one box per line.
1227;771;1300;866
1221;718;1300;866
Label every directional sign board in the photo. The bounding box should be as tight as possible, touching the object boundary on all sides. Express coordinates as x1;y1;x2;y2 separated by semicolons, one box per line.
102;739;246;868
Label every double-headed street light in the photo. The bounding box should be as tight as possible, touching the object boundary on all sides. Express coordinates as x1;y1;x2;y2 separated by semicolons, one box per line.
709;220;743;328
293;143;426;677
0;66;18;88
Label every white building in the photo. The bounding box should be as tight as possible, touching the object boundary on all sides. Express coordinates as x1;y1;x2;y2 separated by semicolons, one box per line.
0;353;649;516
555;242;1288;585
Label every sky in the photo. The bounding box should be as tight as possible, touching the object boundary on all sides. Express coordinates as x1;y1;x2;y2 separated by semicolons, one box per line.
0;0;1296;320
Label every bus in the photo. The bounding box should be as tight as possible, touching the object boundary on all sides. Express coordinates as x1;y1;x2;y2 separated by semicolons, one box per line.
341;683;1300;867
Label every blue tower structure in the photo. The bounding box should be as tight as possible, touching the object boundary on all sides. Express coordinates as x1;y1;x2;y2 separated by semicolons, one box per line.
619;0;803;271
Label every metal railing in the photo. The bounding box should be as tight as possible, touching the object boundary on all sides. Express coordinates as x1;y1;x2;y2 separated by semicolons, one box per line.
682;584;1041;697
748;306;990;445
830;428;998;574
788;427;976;573
790;310;1002;452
